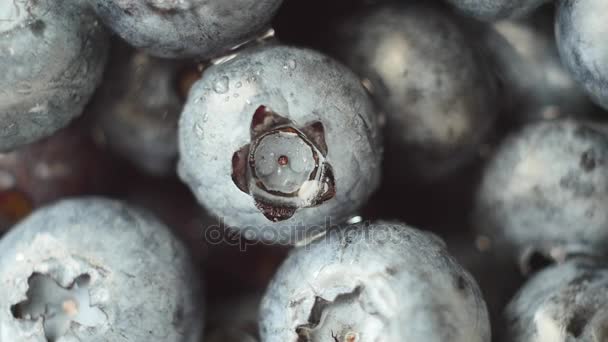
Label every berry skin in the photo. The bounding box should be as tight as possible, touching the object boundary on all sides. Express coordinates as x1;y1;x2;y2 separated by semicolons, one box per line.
444;0;548;21
505;258;608;342
0;0;109;152
556;0;608;111
178;45;382;244
491;15;593;122
259;222;491;342
90;42;196;176
329;3;497;183
88;0;283;59
474;119;608;268
0;198;203;342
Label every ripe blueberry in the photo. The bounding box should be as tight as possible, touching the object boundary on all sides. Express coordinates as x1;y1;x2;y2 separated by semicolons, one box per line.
259;222;491;341
329;3;497;183
0;198;203;341
506;258;608;341
90;42;197;176
178;45;382;244
88;0;283;59
474;119;608;269
0;0;109;151
444;0;549;21
556;0;608;111
491;15;593;122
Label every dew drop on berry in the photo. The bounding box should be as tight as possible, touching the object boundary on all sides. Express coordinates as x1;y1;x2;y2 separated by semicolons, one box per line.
193;123;204;139
212;76;230;94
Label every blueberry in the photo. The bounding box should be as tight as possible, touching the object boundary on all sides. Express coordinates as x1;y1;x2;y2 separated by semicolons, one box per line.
0;198;203;341
490;15;593;123
444;0;549;21
474;119;608;269
90;42;197;176
0;0;109;152
88;0;283;59
178;45;382;244
259;222;491;341
329;3;497;183
556;0;608;111
505;258;608;341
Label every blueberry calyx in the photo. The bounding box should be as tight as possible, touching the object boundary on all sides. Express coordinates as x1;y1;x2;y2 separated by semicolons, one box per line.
231;105;336;222
11;273;107;342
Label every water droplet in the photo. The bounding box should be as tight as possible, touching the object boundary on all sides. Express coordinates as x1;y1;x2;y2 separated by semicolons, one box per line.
213;76;229;94
233;93;239;98
201;114;208;123
193;123;204;139
235;82;242;88
225;96;230;102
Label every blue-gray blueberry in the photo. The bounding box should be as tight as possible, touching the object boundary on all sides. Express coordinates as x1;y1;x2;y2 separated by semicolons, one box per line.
0;0;109;151
329;3;497;183
506;258;608;341
556;0;608;111
491;16;593;122
0;198;203;342
259;222;491;341
178;45;382;244
474;119;608;269
88;0;283;59
444;0;549;21
90;42;195;176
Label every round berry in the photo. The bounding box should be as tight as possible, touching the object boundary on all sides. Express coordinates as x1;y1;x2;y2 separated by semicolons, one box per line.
330;3;497;183
506;258;608;341
0;0;109;151
0;198;203;342
90;43;196;176
491;16;593;122
260;222;490;342
474;119;608;267
556;0;608;110
178;45;382;244
88;0;283;58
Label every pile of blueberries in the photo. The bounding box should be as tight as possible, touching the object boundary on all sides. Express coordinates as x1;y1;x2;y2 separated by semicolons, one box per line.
0;0;607;341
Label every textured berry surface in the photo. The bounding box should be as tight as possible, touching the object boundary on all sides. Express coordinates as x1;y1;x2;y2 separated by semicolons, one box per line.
178;45;382;243
0;198;203;342
89;0;283;58
330;3;497;183
0;0;109;151
444;0;548;21
506;258;608;342
90;42;194;176
556;0;608;110
491;14;593;122
260;222;490;342
474;119;608;264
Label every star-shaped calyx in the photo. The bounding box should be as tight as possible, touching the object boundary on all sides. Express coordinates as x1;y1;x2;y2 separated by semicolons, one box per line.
232;106;336;222
11;273;107;342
